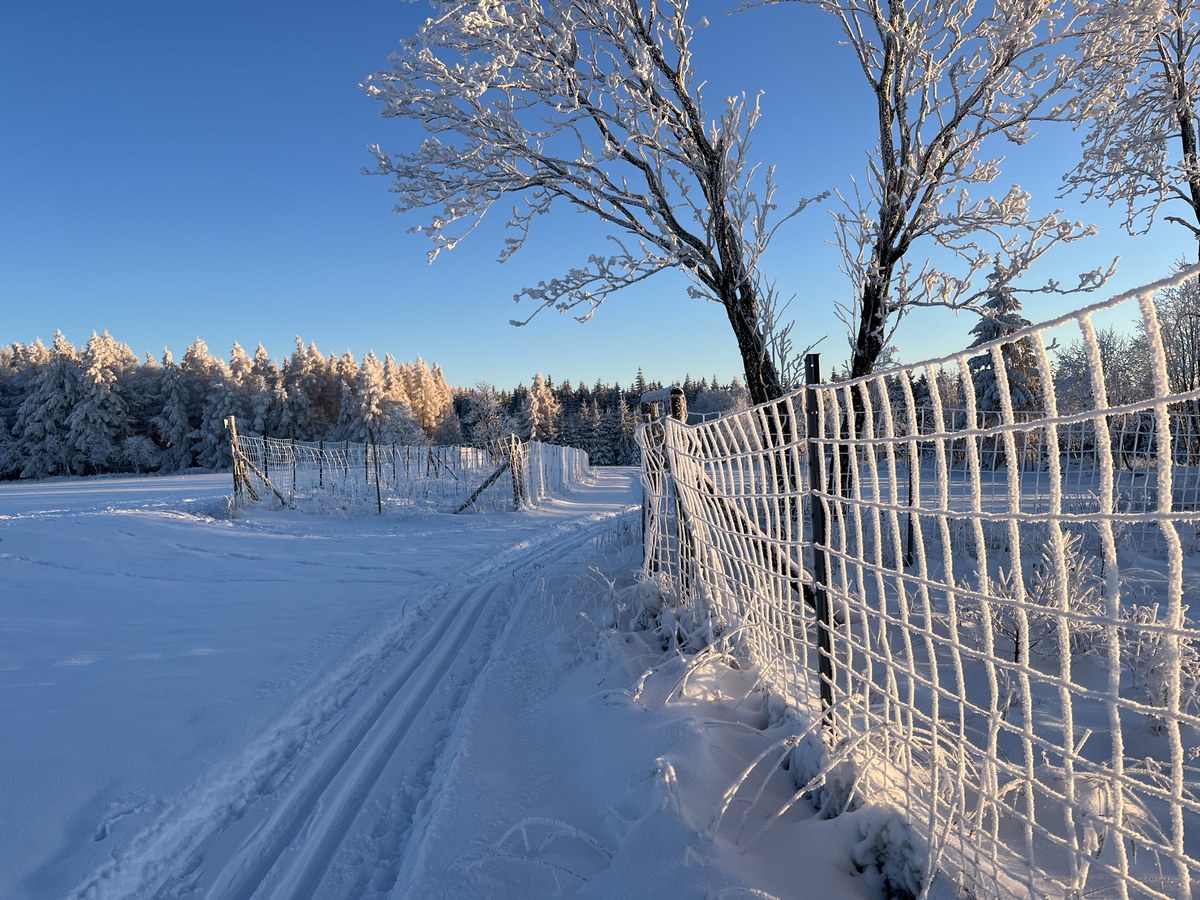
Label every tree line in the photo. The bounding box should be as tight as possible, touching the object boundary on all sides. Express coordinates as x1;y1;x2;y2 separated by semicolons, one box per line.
0;331;751;480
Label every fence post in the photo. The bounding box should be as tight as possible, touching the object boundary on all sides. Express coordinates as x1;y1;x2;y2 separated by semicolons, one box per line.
225;416;243;502
508;433;524;509
804;354;836;733
639;403;661;570
372;431;383;514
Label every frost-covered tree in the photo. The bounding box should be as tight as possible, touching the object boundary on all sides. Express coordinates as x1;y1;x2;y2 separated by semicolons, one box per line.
966;274;1041;419
1147;266;1200;398
228;342;253;390
337;351;389;443
459;381;520;444
194;380;243;469
152;351;196;472
0;426;20;480
364;0;822;404
14;332;83;478
690;380;751;418
67;331;133;473
281;338;319;439
1066;0;1200;247
404;357;455;437
121;435;161;474
1054;326;1150;413
785;0;1111;377
525;371;562;442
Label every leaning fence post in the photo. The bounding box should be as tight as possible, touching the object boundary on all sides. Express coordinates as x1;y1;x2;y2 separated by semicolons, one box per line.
225;416;242;503
804;354;836;733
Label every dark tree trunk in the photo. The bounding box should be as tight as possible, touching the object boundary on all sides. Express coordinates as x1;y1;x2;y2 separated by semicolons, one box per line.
720;286;784;406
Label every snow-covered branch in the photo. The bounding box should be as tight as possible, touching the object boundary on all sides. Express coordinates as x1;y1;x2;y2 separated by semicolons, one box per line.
1065;0;1200;247
364;0;823;403
764;0;1106;376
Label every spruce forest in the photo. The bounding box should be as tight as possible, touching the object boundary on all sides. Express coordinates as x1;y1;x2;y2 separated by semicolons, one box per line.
0;331;751;480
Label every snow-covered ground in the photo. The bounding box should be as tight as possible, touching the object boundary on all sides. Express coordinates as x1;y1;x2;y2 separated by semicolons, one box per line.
0;469;869;899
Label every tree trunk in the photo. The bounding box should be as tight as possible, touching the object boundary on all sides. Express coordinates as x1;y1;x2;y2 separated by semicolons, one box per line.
720;286;784;406
851;274;890;379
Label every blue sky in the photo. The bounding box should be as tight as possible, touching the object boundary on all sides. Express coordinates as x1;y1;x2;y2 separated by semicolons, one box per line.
1;2;1193;391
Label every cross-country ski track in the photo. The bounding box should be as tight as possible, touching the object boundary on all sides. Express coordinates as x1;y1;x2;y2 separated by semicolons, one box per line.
4;468;871;899
57;478;636;899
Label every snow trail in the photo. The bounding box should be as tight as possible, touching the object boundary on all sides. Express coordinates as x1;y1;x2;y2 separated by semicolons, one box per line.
63;476;636;900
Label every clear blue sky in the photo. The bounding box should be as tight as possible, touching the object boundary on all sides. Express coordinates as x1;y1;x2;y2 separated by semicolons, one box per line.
1;1;1192;391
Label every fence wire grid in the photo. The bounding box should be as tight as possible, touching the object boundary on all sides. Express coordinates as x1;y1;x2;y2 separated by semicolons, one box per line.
639;268;1200;898
230;433;590;514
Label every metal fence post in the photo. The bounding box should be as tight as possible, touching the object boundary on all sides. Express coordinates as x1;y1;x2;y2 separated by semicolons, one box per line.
804;354;836;733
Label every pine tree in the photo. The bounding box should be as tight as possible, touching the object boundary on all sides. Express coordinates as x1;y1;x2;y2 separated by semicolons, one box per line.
967;274;1040;420
526;371;562;442
195;380;243;469
153;351;196;472
228;342;253;389
14;332;83;478
67;331;132;473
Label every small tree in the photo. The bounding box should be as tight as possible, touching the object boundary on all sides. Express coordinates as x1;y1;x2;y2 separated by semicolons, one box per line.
525;371;562;442
364;0;822;403
459;381;521;445
966;273;1040;419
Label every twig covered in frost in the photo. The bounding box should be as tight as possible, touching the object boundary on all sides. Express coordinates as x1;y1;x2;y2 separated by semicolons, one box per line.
364;0;824;403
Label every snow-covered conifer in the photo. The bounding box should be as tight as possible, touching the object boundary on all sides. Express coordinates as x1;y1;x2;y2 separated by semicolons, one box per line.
194;380;243;469
525;371;561;442
153;351;196;472
966;274;1040;420
67;331;132;473
14;332;83;478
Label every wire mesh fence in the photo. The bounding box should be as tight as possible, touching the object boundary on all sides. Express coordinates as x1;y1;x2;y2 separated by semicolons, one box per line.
639;269;1200;898
228;430;590;514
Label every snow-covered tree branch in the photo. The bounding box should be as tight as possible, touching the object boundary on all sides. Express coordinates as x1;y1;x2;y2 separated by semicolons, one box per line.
363;0;823;403
1065;0;1200;250
770;0;1111;377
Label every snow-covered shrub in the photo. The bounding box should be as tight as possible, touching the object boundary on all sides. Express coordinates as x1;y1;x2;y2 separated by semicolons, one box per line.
958;530;1109;664
849;806;929;900
948;516;1011;560
1026;531;1108;659
121;435;161;473
1121;602;1200;730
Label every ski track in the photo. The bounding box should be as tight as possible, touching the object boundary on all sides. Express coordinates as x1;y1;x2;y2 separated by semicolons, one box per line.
69;510;628;900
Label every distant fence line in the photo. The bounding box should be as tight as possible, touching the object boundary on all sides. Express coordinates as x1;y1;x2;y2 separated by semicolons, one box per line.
226;423;589;514
639;268;1200;898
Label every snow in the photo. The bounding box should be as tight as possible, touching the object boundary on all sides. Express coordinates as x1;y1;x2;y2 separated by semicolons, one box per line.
0;469;868;899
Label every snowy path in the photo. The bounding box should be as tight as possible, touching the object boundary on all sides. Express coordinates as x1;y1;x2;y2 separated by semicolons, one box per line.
0;470;634;898
194;521;623;900
3;469;872;899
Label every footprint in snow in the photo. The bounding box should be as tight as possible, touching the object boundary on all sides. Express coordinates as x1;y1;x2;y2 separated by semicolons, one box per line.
474;817;612;894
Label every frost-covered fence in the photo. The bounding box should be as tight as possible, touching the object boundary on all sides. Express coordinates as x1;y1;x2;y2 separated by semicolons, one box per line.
639;269;1200;897
228;427;589;514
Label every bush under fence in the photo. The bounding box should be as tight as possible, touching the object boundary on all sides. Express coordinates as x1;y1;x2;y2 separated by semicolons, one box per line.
226;423;590;514
639;269;1200;898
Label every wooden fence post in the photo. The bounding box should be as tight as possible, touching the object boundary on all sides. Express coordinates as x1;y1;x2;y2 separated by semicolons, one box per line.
804;354;836;734
508;433;524;509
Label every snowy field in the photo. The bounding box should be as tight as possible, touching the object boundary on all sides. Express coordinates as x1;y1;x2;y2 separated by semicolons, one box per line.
0;470;870;899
